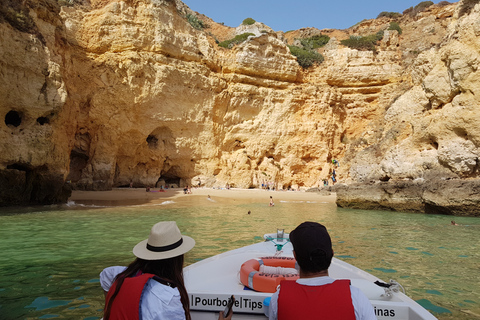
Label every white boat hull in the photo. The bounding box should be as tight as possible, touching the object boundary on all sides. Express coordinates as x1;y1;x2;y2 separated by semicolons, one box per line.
184;234;437;320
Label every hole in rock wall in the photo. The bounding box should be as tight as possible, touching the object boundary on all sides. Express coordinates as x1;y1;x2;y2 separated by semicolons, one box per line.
7;162;32;171
379;175;391;182
453;127;468;140
36;116;49;125
146;135;158;149
67;150;89;182
5;110;22;127
147;126;175;150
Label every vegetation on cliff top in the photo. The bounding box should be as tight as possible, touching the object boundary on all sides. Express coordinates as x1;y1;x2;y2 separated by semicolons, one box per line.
377;11;402;19
403;1;434;16
242;17;256;25
57;0;78;6
458;0;480;17
0;1;36;33
298;34;330;50
288;45;324;69
288;34;329;69
186;13;207;30
341;31;384;52
0;0;52;45
437;1;452;6
218;33;255;48
388;22;402;35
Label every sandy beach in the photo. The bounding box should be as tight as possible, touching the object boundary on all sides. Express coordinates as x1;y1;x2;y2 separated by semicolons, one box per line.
69;187;337;206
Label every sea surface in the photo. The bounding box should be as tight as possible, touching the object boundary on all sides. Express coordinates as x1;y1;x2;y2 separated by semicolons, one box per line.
0;191;479;320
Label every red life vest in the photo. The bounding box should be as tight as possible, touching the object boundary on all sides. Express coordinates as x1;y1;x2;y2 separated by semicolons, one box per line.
277;279;355;320
105;273;155;320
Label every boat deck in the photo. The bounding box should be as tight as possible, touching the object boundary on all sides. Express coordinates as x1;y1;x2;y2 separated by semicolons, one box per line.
184;237;437;320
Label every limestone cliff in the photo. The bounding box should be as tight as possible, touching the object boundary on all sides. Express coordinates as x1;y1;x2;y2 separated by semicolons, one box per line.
1;0;479;215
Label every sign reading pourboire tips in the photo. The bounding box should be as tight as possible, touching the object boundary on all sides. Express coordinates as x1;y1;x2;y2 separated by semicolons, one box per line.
190;293;266;314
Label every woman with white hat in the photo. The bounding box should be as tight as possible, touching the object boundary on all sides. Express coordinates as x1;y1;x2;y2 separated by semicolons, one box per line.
101;221;232;320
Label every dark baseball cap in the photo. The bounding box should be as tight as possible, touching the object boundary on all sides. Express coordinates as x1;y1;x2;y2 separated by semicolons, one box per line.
290;221;333;262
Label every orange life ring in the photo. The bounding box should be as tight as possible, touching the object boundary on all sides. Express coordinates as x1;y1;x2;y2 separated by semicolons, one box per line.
239;256;299;293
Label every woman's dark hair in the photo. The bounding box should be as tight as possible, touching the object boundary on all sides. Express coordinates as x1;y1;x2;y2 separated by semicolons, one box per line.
104;255;191;320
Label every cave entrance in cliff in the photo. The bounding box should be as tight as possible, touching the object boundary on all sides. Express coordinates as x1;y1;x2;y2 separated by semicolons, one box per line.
157;169;183;188
67;150;89;182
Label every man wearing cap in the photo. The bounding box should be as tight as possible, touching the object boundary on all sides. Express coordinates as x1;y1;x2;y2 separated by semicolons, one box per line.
268;221;377;320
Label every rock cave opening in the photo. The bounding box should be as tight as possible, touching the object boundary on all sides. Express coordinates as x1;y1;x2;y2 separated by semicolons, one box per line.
146;135;158;149
157;166;185;188
7;162;32;172
157;175;181;188
36;116;49;125
5;110;22;127
67;150;89;182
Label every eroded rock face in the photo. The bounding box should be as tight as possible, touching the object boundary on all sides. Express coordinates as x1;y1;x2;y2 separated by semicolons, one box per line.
338;1;480;215
0;0;72;205
1;0;480;214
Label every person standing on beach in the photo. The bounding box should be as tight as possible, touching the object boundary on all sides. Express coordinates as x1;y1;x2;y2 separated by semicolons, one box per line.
100;221;233;320
268;221;376;320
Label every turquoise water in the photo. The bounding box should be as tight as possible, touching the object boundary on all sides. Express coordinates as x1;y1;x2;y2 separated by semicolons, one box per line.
0;193;479;319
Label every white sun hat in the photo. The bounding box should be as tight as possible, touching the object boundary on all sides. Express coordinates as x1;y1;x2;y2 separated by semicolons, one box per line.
133;221;195;260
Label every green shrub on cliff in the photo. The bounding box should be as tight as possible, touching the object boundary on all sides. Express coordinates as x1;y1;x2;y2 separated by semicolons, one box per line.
377;11;402;19
186;13;207;30
340;32;383;51
218;33;255;48
242;17;256;25
0;5;35;33
299;34;330;50
403;1;434;16
57;0;76;6
388;22;402;35
415;1;434;11
288;45;324;69
458;0;480;17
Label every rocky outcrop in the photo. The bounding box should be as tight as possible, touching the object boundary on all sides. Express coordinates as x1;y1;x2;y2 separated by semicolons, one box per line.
337;1;480;216
336;179;480;217
1;0;480;214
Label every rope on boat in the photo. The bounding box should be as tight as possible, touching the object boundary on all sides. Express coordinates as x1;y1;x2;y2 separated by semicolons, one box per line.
265;236;291;252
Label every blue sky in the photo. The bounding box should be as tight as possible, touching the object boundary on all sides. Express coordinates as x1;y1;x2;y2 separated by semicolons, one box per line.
181;0;446;31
